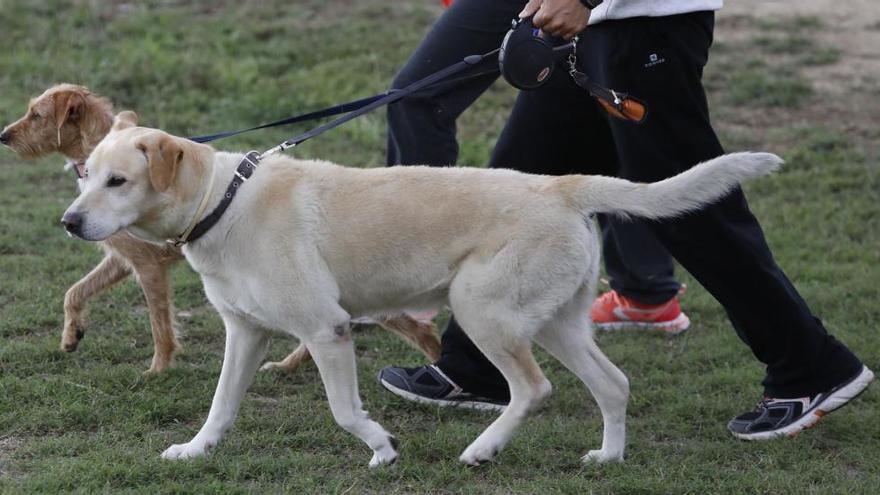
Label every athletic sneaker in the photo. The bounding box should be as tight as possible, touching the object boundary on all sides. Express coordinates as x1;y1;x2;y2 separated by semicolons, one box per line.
590;289;690;333
728;365;875;440
378;365;508;412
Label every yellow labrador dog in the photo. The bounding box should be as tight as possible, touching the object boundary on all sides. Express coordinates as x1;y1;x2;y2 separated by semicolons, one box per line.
62;113;781;467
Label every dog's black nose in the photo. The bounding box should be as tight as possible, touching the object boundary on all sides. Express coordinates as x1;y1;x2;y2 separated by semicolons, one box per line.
0;130;10;145
61;211;83;236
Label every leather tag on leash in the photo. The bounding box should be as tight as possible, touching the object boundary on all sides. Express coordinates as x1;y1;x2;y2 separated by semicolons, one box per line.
570;70;648;124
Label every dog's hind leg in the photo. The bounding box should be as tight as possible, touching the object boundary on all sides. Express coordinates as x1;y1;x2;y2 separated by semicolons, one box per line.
162;312;269;460
377;315;441;361
62;253;131;352
453;320;552;466
259;315;439;375
259;342;311;373
132;262;181;374
534;287;629;464
307;323;398;468
449;234;591;465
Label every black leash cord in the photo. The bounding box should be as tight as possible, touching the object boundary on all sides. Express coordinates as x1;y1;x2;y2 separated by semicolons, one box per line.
187;92;393;143
188;50;502;145
261;48;501;157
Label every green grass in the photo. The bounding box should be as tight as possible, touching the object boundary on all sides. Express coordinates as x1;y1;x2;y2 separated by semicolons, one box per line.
1;2;879;493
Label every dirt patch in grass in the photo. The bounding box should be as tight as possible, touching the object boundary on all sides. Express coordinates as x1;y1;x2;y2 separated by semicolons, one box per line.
0;436;24;479
715;1;880;152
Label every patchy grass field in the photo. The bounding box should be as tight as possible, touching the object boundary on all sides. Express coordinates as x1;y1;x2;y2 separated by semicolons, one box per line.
1;0;878;493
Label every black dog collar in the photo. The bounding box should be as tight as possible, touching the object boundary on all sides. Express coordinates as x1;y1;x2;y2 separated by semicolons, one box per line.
170;150;262;246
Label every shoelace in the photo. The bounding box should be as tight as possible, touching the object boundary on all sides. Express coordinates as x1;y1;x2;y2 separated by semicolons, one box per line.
755;395;815;411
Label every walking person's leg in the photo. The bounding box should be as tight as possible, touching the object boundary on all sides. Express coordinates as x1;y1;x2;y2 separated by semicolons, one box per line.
581;11;871;437
592;216;690;333
600;219;680;306
386;0;525;167
381;5;871;437
379;0;530;409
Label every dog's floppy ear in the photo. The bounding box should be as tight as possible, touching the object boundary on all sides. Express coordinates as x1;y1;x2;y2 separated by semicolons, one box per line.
139;135;183;193
53;90;86;131
112;111;139;131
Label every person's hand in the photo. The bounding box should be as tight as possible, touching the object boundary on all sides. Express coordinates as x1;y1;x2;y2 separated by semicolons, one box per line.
519;0;590;40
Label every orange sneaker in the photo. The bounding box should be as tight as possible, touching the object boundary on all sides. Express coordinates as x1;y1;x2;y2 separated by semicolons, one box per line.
590;289;690;334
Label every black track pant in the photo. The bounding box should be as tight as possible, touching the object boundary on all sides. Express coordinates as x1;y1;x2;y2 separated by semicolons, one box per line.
390;4;863;400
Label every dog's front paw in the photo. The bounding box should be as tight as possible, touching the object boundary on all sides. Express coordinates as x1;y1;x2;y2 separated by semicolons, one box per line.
145;350;175;375
60;322;85;352
369;448;398;468
259;360;298;373
582;448;624;464
367;435;398;468
161;442;210;460
459;442;500;467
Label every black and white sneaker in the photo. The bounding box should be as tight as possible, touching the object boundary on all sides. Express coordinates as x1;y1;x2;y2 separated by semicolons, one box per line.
378;365;508;413
728;366;874;440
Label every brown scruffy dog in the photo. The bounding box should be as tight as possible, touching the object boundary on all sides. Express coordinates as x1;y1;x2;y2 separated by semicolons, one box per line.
0;83;440;373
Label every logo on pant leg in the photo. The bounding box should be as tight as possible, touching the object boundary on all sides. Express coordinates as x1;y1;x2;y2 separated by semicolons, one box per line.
644;53;666;68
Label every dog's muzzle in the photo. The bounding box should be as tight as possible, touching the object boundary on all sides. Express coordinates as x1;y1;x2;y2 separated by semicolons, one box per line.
61;211;84;237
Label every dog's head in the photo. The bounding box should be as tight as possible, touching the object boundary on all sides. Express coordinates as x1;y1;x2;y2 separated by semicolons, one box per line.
61;113;215;243
0;83;114;160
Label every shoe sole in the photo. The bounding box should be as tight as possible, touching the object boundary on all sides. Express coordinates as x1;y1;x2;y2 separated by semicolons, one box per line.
379;377;507;413
731;366;875;441
595;313;691;334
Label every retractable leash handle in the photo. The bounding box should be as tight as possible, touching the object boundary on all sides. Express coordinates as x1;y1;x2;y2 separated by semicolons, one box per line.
499;16;575;90
499;17;648;124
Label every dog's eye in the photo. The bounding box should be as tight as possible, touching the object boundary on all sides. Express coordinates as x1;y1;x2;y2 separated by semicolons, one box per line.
106;176;127;188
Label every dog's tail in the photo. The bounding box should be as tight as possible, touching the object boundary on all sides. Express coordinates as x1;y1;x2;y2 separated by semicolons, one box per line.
554;152;783;220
